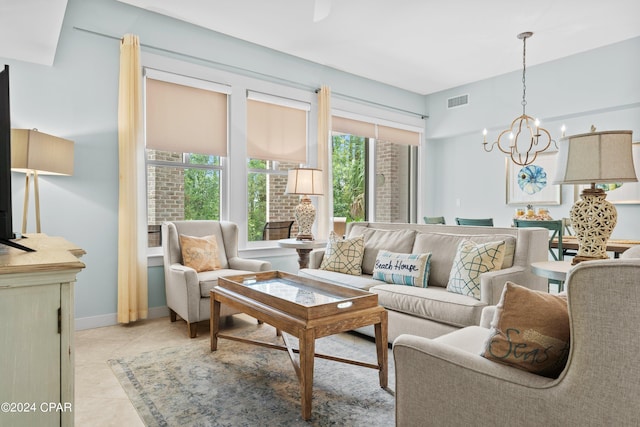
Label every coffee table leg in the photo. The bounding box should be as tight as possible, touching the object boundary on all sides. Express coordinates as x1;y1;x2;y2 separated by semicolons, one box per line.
210;297;221;351
374;310;388;388
299;329;315;420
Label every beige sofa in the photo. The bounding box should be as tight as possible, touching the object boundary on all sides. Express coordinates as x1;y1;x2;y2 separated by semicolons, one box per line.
393;259;640;426
300;222;548;342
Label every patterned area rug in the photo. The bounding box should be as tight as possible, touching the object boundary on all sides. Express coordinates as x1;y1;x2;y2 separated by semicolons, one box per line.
108;324;395;426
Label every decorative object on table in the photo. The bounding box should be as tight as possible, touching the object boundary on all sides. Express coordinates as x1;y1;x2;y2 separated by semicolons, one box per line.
285;167;323;240
482;32;555;166
506;152;561;205
513;205;553;220
553;129;637;264
11;128;74;233
573;142;640;204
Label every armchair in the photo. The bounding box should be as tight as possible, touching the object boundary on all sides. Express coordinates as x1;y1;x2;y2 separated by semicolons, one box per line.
162;220;272;337
393;259;640;426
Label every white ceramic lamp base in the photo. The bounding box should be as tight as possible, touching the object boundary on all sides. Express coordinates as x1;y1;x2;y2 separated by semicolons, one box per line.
570;188;617;264
295;196;316;241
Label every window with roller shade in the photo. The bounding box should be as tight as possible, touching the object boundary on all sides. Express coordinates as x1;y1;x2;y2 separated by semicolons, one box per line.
332;114;420;224
246;91;310;241
144;70;230;247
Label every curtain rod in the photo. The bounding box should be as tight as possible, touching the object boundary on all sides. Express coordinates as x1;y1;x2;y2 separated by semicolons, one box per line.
73;26;428;119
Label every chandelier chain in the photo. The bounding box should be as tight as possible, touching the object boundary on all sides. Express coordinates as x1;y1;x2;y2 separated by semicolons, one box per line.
521;35;527;115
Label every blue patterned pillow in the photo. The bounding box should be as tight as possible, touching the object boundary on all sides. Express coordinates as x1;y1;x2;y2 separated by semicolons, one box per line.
447;239;506;300
372;250;432;287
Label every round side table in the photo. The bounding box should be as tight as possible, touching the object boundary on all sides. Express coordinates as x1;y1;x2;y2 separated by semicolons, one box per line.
531;260;573;292
277;238;327;269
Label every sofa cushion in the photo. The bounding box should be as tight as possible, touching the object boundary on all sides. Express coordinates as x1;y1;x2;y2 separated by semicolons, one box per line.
372;250;431;287
198;269;262;298
371;284;487;328
299;268;382;291
412;232;516;288
319;232;365;275
348;226;417;275
447;240;506;300
481;282;570;378
179;234;222;273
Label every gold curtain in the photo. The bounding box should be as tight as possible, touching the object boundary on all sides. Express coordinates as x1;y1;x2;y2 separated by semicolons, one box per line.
316;86;332;239
117;34;148;323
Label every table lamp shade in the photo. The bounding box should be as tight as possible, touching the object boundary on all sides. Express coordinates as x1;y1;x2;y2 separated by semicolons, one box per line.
553;130;636;185
285;168;323;196
11;129;74;176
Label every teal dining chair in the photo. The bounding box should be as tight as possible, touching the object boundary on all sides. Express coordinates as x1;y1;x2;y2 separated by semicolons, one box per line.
424;216;446;224
455;217;494;226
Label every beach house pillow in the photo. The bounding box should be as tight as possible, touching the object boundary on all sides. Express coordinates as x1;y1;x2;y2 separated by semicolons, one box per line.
447;239;505;300
319;231;365;276
372;250;432;287
481;282;570;378
179;234;222;273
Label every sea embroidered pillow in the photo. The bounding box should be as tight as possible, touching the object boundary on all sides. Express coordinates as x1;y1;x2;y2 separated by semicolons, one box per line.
447;239;506;300
319;231;365;275
481;282;570;378
372;250;432;287
179;234;221;273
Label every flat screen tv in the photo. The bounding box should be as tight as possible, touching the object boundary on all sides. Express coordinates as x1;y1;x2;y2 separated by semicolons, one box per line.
0;64;33;252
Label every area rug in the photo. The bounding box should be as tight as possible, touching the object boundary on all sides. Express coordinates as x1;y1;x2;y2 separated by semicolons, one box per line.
108;324;395;426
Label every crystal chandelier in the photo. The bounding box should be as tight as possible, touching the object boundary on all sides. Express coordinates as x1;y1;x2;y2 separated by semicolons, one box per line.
483;32;554;166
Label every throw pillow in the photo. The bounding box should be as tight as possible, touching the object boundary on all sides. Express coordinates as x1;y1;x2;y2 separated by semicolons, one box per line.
348;227;417;275
319;231;365;276
179;234;222;273
481;282;570;378
446;239;506;300
372;250;432;287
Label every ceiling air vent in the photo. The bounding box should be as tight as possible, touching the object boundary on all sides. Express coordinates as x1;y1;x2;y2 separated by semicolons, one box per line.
447;94;469;109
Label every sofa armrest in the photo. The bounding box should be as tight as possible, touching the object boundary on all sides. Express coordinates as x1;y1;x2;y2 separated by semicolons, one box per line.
308;249;325;269
228;257;272;272
480;266;545;305
393;333;555;425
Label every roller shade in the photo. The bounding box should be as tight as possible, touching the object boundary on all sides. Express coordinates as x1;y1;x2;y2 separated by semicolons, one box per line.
145;77;228;156
246;93;308;163
332;115;420;146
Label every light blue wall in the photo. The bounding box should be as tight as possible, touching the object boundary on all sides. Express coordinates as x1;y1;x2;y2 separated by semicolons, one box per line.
5;0;638;328
422;36;640;238
3;0;424;327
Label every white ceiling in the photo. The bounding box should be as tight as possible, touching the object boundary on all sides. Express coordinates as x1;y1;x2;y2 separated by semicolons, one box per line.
3;0;640;95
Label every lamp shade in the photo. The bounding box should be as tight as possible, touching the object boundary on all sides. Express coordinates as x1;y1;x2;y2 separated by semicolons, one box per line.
553;130;637;184
11;129;74;175
285;168;323;196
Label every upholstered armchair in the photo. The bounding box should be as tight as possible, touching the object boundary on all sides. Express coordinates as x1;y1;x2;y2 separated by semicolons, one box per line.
393;259;640;426
162;220;272;337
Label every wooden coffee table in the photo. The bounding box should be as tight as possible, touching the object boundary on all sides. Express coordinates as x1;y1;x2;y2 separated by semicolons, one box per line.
210;271;388;421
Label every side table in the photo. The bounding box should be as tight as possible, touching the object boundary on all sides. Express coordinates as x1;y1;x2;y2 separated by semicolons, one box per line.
530;260;573;292
277;238;327;269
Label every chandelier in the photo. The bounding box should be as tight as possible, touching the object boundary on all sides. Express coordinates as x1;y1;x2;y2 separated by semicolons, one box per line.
483;32;554;166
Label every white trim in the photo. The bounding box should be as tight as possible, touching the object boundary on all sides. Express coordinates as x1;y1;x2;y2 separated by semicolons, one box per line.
75;305;171;330
247;90;311;111
144;67;232;94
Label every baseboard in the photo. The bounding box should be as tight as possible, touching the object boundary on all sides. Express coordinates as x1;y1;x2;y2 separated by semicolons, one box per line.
74;305;170;331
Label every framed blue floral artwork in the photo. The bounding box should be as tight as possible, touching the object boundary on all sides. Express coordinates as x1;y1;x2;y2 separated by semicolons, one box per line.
505;152;561;205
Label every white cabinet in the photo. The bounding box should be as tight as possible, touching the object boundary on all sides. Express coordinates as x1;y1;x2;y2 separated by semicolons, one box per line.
0;235;84;427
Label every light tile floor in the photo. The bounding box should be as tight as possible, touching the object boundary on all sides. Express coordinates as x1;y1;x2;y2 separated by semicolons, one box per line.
74;315;246;426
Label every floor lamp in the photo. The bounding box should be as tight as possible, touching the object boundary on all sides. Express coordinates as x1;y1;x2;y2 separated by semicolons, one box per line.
553;130;637;264
10;129;74;234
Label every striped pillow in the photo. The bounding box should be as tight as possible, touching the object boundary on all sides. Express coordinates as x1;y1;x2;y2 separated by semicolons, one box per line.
372;250;432;287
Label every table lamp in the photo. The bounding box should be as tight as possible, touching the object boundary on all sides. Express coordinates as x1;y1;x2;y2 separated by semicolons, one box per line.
11;129;74;233
553;130;637;264
285;168;323;240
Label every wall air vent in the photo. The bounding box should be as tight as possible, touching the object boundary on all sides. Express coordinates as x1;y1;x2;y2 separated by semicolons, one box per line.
447;94;469;109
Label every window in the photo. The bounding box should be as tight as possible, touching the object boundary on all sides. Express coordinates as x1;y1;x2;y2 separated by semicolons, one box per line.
246;92;310;242
331;114;420;224
144;69;229;247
